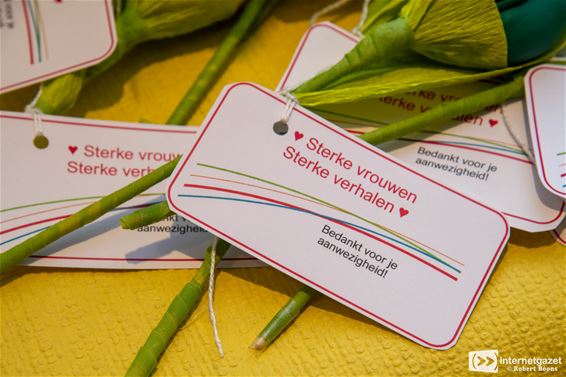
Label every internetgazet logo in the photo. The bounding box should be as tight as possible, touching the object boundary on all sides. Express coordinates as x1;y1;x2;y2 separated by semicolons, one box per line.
469;350;562;373
469;350;498;373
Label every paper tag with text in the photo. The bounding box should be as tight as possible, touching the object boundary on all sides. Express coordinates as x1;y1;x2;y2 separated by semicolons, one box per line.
167;83;509;349
278;23;564;232
524;64;566;199
0;0;116;93
0;112;260;269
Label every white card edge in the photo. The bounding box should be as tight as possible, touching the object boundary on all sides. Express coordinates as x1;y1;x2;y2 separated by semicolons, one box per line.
524;64;566;199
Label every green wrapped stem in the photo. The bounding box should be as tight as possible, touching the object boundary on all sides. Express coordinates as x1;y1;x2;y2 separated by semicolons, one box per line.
167;0;274;125
125;239;230;377
251;285;316;350
360;75;524;145
120;201;174;230
293;17;413;94
252;75;526;350
0;158;179;274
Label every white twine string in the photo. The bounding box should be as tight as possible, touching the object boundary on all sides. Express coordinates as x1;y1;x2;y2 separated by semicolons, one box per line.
500;104;535;162
279;91;298;124
309;0;353;25
30;109;44;137
309;0;369;37
25;87;46;140
208;237;224;358
351;0;371;37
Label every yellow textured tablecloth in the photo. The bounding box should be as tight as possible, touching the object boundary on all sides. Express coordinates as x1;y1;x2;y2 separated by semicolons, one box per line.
1;2;564;376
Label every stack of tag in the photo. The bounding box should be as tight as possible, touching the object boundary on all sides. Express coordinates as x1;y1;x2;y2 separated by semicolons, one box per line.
1;6;564;350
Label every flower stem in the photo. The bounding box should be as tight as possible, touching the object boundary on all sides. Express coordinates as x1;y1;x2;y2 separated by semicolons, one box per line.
125;239;230;377
166;0;275;125
359;75;525;145
0;158;179;274
251;75;526;351
251;285;316;350
120;201;173;230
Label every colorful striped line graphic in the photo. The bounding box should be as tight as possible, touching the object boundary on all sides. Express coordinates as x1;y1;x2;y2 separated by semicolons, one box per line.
560;153;566;187
21;0;49;65
180;162;464;280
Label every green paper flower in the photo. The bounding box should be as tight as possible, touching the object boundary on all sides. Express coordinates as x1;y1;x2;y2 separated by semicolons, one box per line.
293;0;566;107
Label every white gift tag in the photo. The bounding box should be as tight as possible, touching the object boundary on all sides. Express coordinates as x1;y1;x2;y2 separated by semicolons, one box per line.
278;23;564;232
524;64;566;199
0;112;260;269
167;83;509;349
0;0;116;93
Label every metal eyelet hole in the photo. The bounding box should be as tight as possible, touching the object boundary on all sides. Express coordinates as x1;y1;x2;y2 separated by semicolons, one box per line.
273;120;288;135
33;134;49;149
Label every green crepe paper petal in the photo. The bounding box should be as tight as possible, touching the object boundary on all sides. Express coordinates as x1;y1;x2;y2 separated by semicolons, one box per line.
401;0;507;69
295;39;566;108
87;0;245;78
35;70;86;114
126;0;245;41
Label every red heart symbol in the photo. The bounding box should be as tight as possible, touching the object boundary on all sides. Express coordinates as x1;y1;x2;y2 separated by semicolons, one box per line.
294;131;304;141
489;119;498;127
399;208;409;218
68;145;78;154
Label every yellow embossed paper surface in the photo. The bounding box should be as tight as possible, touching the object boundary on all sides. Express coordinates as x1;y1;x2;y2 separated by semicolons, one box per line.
1;2;564;376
